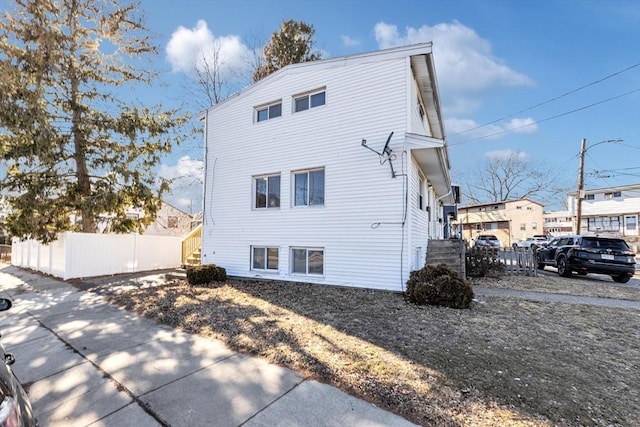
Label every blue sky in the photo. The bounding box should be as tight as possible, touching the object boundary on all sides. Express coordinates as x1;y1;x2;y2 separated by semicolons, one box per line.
138;0;639;211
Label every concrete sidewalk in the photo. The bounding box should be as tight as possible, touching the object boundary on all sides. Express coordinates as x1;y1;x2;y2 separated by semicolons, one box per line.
0;265;416;427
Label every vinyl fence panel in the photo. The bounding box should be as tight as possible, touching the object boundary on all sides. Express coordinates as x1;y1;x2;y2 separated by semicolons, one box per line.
12;232;180;280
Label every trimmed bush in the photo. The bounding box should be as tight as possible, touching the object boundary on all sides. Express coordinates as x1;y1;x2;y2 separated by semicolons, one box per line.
186;264;227;286
465;248;504;278
406;264;474;309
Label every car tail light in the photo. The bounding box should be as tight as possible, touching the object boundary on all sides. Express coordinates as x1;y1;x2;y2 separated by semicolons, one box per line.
0;396;20;427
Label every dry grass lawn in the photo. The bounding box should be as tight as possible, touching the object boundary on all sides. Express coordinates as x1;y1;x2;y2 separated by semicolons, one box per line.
103;275;639;427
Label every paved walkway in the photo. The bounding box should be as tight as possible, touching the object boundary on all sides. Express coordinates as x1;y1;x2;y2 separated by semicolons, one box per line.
0;265;416;427
473;287;640;310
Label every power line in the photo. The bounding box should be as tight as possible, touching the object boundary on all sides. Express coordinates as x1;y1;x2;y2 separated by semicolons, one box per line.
449;88;640;146
449;63;640;138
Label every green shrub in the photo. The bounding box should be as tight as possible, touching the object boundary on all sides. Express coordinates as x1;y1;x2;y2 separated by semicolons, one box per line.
406;264;474;309
465;248;504;278
186;264;227;286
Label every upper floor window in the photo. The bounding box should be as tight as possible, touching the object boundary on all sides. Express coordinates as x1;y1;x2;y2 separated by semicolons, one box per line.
256;101;282;122
294;89;325;113
293;168;324;207
167;215;178;228
584;194;595;200
604;191;621;199
254;174;280;208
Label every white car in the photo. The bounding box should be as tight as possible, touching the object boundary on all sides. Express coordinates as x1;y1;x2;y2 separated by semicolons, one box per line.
513;236;548;250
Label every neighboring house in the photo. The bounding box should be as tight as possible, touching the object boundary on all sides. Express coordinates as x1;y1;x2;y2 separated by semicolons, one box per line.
97;201;195;237
200;43;455;291
543;210;573;236
139;201;195;237
455;199;544;247
568;184;640;244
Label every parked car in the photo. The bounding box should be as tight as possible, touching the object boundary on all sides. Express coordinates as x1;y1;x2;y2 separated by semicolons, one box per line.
473;234;501;249
513;235;549;250
536;235;636;283
0;298;37;427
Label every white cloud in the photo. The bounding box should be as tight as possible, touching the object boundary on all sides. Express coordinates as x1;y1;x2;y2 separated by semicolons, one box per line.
165;20;251;77
374;21;538;140
341;35;360;47
447;117;536;140
158;155;204;182
485;149;528;160
158;156;204;212
374;21;533;93
505;117;538;133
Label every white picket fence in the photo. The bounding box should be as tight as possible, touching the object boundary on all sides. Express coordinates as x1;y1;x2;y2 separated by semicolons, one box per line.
11;232;181;280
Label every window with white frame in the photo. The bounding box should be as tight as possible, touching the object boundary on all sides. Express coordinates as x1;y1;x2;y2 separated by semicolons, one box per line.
293;168;324;206
532;222;538;230
520;223;526;231
588;216;620;232
251;246;279;271
255;101;282;122
418;176;424;210
254;174;281;208
584;194;595;200
291;247;324;275
604;191;622;199
293;89;325;113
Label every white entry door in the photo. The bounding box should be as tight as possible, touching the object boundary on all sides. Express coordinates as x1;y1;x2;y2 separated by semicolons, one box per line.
623;215;638;236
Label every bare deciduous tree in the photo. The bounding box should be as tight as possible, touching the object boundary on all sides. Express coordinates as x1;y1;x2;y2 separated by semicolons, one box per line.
460;151;569;207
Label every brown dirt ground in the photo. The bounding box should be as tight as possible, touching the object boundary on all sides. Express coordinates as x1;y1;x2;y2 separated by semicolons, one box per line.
103;276;639;427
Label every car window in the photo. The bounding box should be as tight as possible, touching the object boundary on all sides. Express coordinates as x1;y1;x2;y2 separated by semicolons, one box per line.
548;238;561;247
566;238;574;245
587;239;630;251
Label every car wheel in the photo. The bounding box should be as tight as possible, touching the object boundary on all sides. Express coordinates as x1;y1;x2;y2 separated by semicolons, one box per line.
612;274;631;283
557;256;572;277
536;255;545;270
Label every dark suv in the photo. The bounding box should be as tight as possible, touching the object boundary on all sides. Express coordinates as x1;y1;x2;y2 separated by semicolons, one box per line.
536;235;636;283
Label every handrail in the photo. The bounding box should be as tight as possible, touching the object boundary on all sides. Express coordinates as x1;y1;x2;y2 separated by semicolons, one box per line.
181;224;202;266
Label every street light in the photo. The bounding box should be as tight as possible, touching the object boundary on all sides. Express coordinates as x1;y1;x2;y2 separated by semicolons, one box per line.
574;138;623;234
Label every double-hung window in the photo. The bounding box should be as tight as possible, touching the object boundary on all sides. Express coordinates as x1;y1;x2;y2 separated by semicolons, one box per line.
293;89;326;113
256;101;282;122
254;174;280;208
291;247;324;275
293;168;324;207
252;246;279;271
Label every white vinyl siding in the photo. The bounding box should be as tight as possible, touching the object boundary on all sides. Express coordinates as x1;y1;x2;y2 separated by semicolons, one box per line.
202;52;429;291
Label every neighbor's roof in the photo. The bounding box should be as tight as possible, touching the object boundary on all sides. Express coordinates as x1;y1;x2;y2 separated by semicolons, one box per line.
458;198;544;210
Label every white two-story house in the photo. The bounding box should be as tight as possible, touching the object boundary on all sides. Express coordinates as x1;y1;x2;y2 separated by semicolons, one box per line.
200;43;454;291
568;184;640;242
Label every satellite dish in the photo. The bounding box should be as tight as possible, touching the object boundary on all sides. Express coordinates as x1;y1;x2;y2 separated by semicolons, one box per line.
382;131;394;156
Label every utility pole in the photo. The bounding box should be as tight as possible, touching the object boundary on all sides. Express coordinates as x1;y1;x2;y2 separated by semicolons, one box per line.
575;138;586;235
